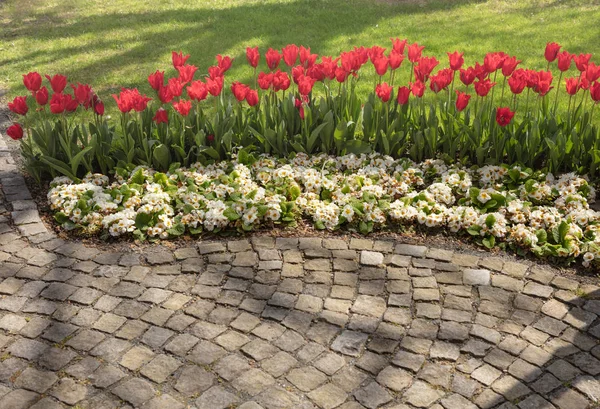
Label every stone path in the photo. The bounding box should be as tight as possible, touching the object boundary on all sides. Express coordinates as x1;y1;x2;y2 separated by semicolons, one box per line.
0;134;599;409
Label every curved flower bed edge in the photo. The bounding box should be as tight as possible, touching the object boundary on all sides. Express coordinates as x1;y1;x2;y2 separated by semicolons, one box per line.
47;153;600;268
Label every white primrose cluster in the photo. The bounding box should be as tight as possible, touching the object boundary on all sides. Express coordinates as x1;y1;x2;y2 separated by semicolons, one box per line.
47;154;600;267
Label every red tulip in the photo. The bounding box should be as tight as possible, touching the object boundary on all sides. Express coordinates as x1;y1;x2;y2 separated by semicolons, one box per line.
474;79;496;97
187;80;208;101
299;46;317;68
375;83;393;102
216;55;233;73
407;43;425;63
410;81;425;98
557;52;573;72
6;123;23;140
473;62;488;80
574;54;592;72
291;66;305;84
245;89;259;106
372;56;389;77
320;56;339;80
148;70;164;91
246;47;260;68
447;51;464;71
508;72;527;94
414;56;439;82
282;44;299;67
459;67;477;86
51;93;78;114
93;99;104;116
590;81;600;102
45;74;67;93
585;62;600;83
8;96;28;115
231;82;249;101
177;64;198;84
340;50;361;73
206;76;224;96
579;73;591;90
111;88;150;113
535;70;553;96
272;70;290;92
483;52;507;73
153;108;168;124
389;51;404;70
172;51;190;68
429;69;453;93
496;107;515;127
335;67;349;83
22;72;42;92
297;75;316;96
455;91;471;112
295;98;305;120
565;77;579;96
266;48;282;70
158;85;174;104
544;42;561;63
258;72;273;90
397;86;410;105
208;65;223;80
71;83;93;107
369;46;386;64
391;38;407;55
207;134;215;144
306;64;326;82
167;78;184;97
34;86;49;106
173;99;192;116
501;56;521;77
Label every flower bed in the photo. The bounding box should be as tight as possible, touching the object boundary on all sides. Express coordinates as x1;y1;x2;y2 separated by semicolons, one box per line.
48;153;600;267
5;40;600;185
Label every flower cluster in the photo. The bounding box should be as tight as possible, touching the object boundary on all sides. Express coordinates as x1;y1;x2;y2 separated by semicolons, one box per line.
48;154;600;267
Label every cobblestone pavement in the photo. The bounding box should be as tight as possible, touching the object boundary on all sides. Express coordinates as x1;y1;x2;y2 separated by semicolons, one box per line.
0;136;599;409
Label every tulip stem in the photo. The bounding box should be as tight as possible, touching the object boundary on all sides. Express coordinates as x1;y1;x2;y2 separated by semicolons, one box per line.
553;71;563;115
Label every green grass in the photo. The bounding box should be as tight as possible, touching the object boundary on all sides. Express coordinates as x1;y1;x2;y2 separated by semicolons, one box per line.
1;0;600;109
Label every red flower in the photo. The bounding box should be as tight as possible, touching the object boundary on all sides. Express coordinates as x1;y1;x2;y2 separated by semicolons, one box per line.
148;70;164;91
397;86;410;105
565;77;579;96
375;83;392;102
429;68;453;93
369;46;386;63
410;81;425;98
34;86;49;106
306;64;326;82
158;86;174;104
167;78;184;97
297;75;316;96
335;67;349;83
245;89;259;106
299;46;317;68
295;97;305;119
258;72;273;90
22;72;42;92
484;52;507;73
590;81;600;102
45;74;67;93
187;80;208;101
391;38;407;54
265;48;282;70
460;67;477;86
6;123;23;140
282;44;299;67
557;52;572;72
8;96;28;115
216;55;233;73
389;51;404;70
414;56;439;82
535;70;553;96
496;107;515;127
246;47;260;68
501;56;521;77
71;83;93;108
207;134;215;144
574;54;592;72
473;62;488;80
291;66;304;84
111;88;150;113
173;99;192;116
407;43;425;63
372;56;389;76
320;56;339;79
579;73;590;90
177;64;198;84
172;51;190;68
93;99;104;116
474;79;496;97
544;42;561;63
455;91;471;112
153;108;168;124
585;62;600;83
508;72;527;94
208;66;223;80
272;70;290;92
206;76;224;96
447;51;464;71
231;81;249;101
50;93;78;114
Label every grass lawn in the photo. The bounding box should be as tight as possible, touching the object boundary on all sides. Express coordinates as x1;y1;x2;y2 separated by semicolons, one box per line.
1;0;600;110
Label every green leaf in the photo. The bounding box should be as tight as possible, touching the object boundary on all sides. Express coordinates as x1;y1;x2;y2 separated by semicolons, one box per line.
223;207;241;221
167;223;185;236
152;144;171;171
135;213;152;230
482;236;495;249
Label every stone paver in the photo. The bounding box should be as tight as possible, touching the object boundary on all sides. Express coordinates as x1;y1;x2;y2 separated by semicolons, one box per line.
0;140;597;409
